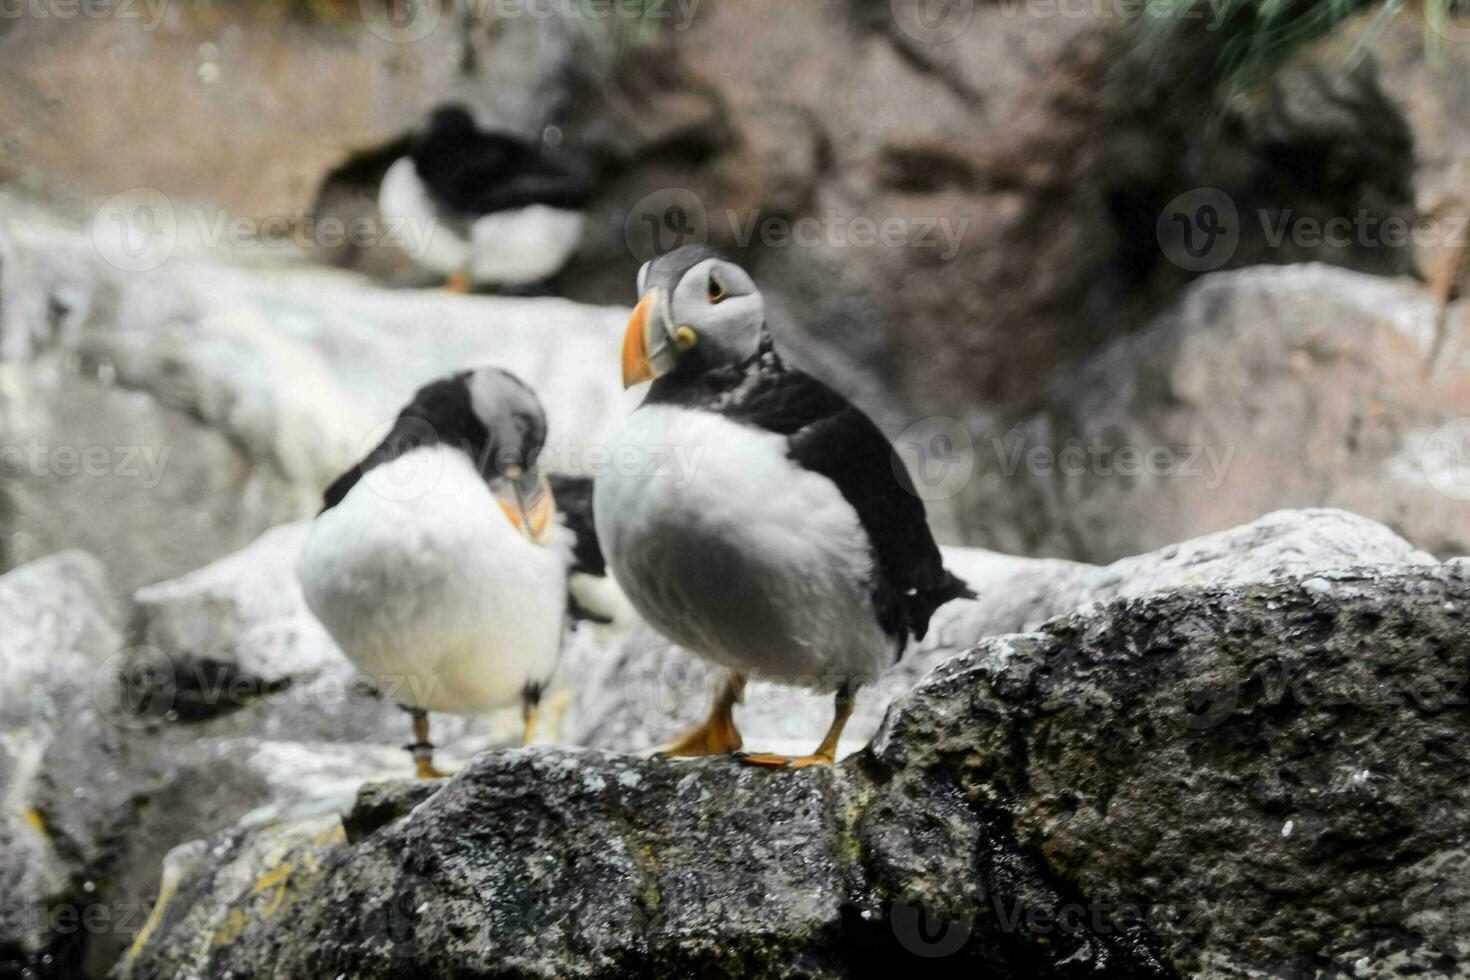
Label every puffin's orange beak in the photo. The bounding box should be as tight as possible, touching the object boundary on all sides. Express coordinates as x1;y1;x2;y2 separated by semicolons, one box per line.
622;292;658;388
495;471;555;544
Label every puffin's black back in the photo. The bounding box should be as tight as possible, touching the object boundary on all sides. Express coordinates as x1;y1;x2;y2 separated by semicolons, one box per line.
646;337;974;648
320;372;492;513
411;106;592;215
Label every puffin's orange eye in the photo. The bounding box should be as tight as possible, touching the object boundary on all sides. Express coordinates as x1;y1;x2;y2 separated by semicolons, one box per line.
707;275;727;303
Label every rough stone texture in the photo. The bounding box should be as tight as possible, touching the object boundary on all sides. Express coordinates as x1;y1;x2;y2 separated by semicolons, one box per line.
0;552;128;978
82;738;409;977
556;0;1418;424
964;264;1470;561
867;563;1470;977
117;563;1470;978
561;508;1433;754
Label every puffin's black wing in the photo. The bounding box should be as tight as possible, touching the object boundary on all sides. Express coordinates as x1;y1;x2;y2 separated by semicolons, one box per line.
714;364;974;646
547;474;605;578
320;374;483;514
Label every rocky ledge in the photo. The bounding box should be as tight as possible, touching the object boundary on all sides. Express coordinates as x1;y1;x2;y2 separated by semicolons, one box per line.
114;557;1470;978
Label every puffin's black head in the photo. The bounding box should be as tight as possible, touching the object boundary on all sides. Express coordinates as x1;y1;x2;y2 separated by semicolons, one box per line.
402;366;555;541
621;246;766;387
424;104;477;141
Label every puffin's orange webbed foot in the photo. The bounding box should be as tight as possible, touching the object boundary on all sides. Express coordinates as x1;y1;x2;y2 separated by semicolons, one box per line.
653;672;746;758
414;758;453;780
740;687;855;771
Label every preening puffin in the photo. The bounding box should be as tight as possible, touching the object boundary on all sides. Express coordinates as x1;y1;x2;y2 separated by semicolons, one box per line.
296;367;603;778
593;247;974;767
378;105;591;292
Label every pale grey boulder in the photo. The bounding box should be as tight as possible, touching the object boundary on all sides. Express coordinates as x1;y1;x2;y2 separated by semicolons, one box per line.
130;522;346;697
0;551;128;977
966;264;1470;561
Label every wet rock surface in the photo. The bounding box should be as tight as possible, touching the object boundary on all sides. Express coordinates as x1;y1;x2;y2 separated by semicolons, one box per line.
116;562;1470;978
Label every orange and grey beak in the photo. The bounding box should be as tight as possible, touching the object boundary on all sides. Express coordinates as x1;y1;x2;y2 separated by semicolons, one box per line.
494;467;555;544
622;288;678;388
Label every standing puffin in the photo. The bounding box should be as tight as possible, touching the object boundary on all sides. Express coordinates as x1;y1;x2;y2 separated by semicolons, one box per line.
378;104;591;293
593;247;974;767
297;367;600;778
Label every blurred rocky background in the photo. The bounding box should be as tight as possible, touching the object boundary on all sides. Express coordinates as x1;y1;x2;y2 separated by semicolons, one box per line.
4;0;1470;976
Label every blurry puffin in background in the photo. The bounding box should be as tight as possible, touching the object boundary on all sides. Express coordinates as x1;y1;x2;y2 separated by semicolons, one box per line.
296;367;608;778
378;104;592;294
594;247;974;767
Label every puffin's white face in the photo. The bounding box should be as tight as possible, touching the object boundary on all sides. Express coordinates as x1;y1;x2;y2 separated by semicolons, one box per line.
622;254;766;387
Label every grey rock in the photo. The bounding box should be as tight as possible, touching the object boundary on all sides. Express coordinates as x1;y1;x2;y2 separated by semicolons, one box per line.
867;563;1470;977
965;265;1470;560
83;738;413;978
118;563;1470;977
0;360;303;595
130;522;348;695
0;551;128;978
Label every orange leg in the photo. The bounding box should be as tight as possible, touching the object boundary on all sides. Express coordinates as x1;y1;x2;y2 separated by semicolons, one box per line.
443;272;472;294
741;686;856;769
409;709;452;779
657;672;746;757
521;689;541;748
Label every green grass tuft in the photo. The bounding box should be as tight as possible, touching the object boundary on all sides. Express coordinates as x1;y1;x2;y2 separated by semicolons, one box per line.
1134;0;1462;88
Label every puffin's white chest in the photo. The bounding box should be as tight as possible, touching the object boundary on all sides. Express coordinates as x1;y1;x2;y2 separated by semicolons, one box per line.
593;405;892;687
468;205;584;285
296;447;568;714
